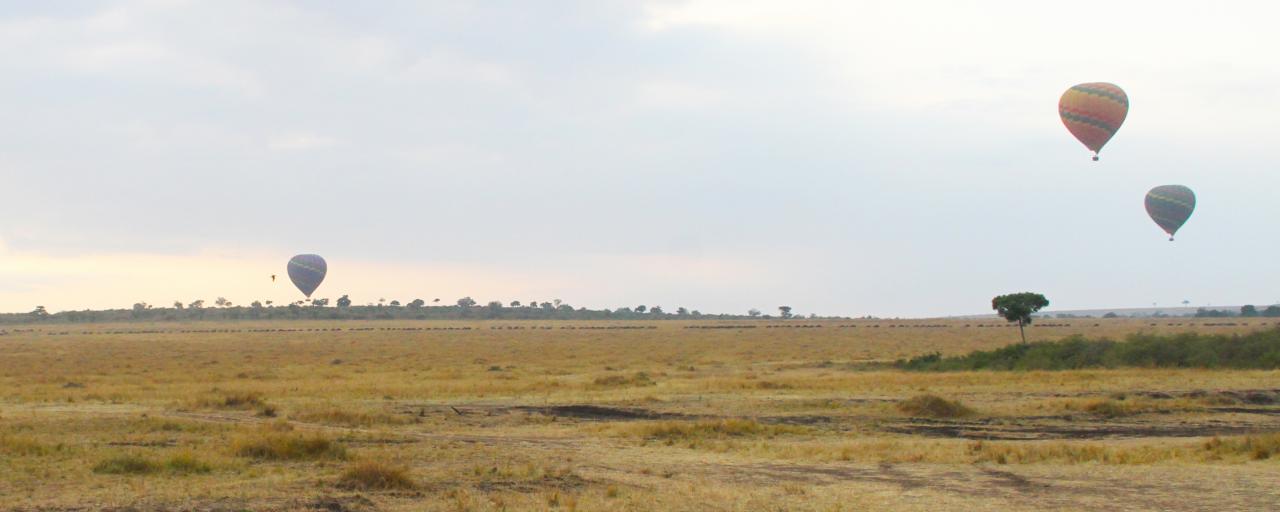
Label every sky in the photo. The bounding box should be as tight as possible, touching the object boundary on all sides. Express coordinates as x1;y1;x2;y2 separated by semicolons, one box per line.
2;0;1279;317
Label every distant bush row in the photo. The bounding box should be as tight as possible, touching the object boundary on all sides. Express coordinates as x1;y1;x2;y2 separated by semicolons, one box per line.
5;303;839;324
896;329;1280;371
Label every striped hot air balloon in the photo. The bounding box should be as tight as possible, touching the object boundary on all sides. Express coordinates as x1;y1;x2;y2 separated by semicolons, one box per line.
1059;83;1128;161
1144;185;1195;241
287;254;327;298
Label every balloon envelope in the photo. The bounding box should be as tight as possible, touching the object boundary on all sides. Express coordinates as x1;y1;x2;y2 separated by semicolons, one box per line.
1059;82;1128;159
1145;185;1195;240
287;254;327;298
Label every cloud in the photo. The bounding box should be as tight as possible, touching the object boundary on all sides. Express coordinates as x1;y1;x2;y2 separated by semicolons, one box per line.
402;48;516;86
268;133;338;151
632;79;728;110
639;0;1280;136
3;2;1280;316
1;7;264;96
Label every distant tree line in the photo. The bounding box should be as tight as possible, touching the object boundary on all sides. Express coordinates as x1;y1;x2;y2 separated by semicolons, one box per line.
1058;305;1280;319
1192;305;1280;318
1;298;833;324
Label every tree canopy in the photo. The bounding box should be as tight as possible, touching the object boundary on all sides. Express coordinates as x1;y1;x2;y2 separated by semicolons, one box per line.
992;292;1049;343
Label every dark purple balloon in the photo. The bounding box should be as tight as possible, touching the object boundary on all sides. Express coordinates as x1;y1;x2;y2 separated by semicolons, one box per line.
287;254;327;298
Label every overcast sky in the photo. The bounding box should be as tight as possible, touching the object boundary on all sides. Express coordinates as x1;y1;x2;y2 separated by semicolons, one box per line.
2;1;1279;317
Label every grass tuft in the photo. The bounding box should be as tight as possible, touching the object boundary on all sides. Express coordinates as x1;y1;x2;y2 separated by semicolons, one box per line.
337;460;417;490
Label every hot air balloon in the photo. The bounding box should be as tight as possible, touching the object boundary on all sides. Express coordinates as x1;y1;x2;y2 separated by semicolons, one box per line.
1145;185;1195;241
287;254;327;298
1059;83;1128;161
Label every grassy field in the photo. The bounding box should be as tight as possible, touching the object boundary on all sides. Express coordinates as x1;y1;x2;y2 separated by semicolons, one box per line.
2;318;1278;511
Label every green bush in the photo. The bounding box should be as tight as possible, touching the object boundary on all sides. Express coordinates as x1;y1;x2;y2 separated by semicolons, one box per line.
897;329;1280;371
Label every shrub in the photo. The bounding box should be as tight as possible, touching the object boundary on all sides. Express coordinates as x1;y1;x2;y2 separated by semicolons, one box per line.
896;328;1280;371
232;432;346;461
337;460;417;490
896;394;975;418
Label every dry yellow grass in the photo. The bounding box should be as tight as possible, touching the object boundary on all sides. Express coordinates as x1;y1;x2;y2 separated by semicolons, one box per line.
1;318;1278;511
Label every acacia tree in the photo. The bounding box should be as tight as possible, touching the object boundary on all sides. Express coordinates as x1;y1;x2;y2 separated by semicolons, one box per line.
992;292;1049;344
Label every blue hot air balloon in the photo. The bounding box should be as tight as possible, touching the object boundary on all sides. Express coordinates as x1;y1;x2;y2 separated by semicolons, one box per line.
287;254;327;298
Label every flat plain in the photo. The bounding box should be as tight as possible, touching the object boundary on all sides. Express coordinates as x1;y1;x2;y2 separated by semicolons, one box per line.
2;318;1278;511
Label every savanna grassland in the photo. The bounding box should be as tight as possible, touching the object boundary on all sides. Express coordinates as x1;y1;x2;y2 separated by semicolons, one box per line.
2;319;1278;511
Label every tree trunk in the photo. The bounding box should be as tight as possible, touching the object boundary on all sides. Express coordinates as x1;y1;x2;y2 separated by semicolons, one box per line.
1018;319;1026;344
